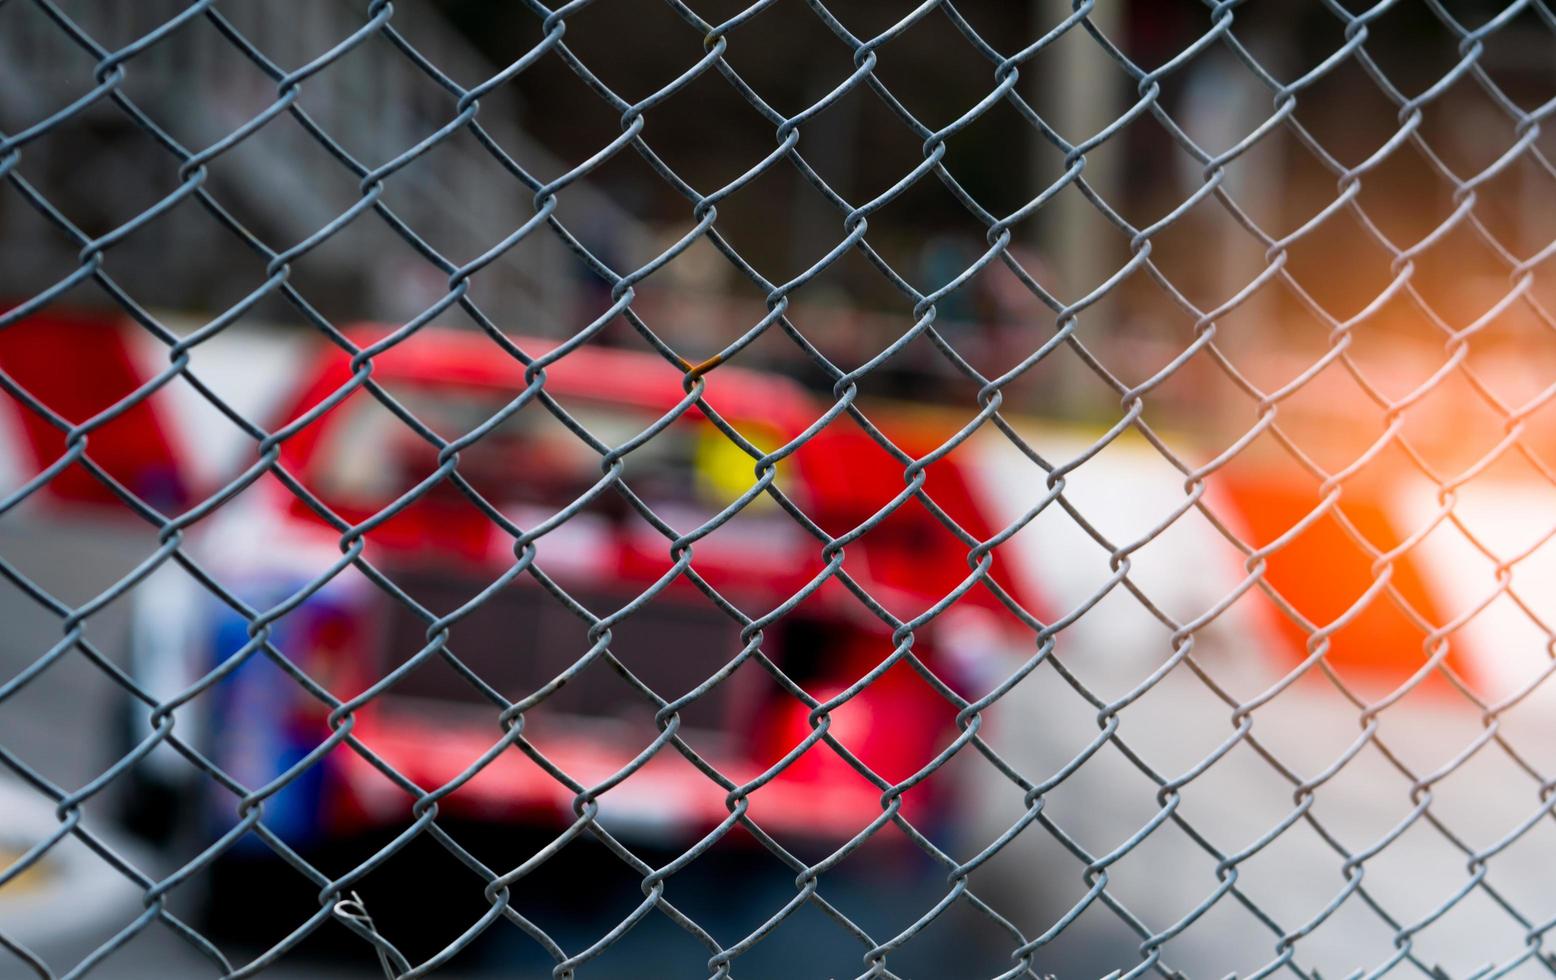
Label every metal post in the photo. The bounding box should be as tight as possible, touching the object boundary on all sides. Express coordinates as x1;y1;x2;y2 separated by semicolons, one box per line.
1030;0;1127;417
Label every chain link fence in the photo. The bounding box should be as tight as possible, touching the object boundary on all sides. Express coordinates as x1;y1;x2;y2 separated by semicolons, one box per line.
3;0;1556;977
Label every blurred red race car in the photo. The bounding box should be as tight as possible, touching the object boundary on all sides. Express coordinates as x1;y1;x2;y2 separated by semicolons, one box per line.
121;325;1027;853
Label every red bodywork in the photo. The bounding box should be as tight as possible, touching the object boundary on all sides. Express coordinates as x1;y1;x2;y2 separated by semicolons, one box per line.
263;327;1024;842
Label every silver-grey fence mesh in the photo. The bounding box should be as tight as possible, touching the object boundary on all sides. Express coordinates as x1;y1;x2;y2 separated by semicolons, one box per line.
2;0;1556;977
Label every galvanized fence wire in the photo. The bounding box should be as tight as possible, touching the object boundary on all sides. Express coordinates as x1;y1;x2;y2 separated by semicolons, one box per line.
0;0;1555;976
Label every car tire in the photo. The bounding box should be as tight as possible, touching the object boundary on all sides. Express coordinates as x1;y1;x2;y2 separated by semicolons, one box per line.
109;694;194;846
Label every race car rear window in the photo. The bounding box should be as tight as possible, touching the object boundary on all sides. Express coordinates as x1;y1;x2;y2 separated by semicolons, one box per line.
312;386;779;515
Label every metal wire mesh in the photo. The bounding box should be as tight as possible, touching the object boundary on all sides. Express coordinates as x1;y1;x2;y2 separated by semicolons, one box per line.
3;0;1556;977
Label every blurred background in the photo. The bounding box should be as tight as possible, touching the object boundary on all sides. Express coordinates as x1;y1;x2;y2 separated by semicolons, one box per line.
4;0;1556;976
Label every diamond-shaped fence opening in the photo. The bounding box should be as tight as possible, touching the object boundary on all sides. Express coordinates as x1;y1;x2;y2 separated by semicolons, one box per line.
2;1;1556;977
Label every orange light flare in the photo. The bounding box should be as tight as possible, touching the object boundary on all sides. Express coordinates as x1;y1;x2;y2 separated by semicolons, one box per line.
1205;284;1556;707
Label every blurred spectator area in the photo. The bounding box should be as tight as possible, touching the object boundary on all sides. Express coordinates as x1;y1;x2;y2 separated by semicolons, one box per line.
2;0;1554;434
